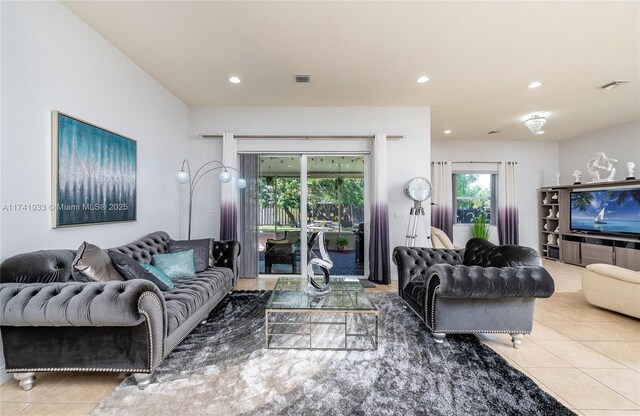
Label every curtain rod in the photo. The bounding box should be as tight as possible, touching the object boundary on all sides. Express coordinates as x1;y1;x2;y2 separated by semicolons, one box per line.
200;134;405;140
431;161;518;164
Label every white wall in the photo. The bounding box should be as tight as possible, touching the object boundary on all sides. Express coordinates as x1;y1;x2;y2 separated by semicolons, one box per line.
187;106;431;273
431;140;560;250
559;120;640;182
0;1;189;260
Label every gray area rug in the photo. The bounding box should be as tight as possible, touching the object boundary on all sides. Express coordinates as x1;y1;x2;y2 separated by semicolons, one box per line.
93;291;575;416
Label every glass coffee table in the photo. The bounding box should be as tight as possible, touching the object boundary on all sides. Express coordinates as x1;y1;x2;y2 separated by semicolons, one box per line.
265;277;378;350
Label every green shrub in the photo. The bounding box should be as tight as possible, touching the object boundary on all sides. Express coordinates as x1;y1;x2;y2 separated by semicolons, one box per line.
472;211;491;240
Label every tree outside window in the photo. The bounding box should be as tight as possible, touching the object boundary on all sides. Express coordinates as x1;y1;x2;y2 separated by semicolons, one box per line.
454;173;496;225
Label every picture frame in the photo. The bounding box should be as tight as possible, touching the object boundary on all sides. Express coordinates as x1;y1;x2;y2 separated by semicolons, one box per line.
52;111;137;227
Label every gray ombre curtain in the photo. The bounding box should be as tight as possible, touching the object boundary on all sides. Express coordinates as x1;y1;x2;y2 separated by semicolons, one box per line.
238;154;259;278
220;133;238;240
431;161;454;240
369;133;391;285
498;161;519;245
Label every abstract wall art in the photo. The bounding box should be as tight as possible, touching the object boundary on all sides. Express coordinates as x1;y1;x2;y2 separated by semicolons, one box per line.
52;111;137;227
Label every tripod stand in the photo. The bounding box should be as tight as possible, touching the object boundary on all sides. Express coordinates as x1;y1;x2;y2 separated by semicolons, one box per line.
405;200;426;246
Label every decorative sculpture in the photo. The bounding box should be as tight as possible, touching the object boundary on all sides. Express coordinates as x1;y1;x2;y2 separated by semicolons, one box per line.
548;208;554;218
572;170;582;184
305;231;333;296
587;152;617;182
627;162;636;180
547;234;555;245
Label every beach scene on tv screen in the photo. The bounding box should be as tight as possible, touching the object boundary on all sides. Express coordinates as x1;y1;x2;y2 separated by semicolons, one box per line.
571;189;640;234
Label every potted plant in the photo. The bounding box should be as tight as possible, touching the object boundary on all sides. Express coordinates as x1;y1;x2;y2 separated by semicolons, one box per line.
472;211;491;240
336;237;349;252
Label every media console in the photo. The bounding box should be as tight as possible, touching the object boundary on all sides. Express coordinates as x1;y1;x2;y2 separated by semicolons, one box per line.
539;179;640;271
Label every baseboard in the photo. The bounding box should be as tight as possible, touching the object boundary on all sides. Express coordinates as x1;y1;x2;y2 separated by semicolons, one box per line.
0;368;13;384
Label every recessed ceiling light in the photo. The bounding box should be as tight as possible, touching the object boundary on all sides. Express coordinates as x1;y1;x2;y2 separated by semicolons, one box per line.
443;130;452;134
228;76;241;84
535;131;545;135
416;76;430;84
527;81;543;89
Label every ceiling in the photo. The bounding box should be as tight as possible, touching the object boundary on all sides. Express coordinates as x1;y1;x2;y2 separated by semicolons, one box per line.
63;1;640;141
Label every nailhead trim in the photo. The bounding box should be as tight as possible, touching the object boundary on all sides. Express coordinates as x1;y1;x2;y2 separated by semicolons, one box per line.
137;291;164;371
8;367;149;373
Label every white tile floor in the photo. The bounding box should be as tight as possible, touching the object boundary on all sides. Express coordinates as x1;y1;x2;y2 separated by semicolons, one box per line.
1;260;639;415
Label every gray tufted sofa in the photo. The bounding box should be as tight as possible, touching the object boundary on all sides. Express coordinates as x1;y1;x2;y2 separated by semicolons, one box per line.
0;231;240;390
393;238;555;348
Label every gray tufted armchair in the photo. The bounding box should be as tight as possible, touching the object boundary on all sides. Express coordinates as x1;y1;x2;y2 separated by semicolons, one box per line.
393;238;555;348
0;232;240;390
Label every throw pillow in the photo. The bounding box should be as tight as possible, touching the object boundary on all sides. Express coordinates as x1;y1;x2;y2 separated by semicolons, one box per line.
463;238;541;268
139;263;175;291
72;242;123;282
167;238;212;272
107;250;147;280
152;249;196;279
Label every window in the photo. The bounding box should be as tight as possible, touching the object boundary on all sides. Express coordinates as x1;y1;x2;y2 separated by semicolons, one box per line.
453;173;496;225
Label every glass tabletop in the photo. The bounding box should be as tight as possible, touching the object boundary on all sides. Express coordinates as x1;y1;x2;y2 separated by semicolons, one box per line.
266;277;377;311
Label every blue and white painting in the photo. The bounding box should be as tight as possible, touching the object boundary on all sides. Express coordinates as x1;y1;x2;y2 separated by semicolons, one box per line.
570;188;640;235
54;113;136;227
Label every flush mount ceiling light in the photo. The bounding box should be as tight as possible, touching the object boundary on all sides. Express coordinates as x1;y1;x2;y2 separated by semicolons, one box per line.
416;76;430;84
600;80;630;90
524;114;547;135
527;81;543;89
228;76;241;84
443;130;452;134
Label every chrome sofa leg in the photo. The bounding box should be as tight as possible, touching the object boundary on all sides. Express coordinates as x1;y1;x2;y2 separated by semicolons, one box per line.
432;333;446;344
133;372;152;389
510;333;524;349
14;372;36;391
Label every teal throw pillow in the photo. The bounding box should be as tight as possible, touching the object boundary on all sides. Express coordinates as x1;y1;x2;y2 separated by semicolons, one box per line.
139;263;174;290
152;249;196;280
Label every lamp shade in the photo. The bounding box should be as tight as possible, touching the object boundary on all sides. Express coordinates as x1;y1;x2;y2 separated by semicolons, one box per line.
175;170;189;184
236;178;247;189
219;170;232;183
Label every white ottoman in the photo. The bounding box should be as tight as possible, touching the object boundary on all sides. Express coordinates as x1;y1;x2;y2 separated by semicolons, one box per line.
582;263;640;319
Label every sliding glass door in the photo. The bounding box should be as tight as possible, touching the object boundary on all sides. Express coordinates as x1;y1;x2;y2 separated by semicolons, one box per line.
255;154;367;277
306;156;366;276
258;156;302;275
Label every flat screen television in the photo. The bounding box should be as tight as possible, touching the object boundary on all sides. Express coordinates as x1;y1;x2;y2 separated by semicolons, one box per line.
570;186;640;236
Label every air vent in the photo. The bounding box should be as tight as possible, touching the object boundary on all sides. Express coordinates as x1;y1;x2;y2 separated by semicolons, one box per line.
488;130;501;135
600;80;630;90
294;74;311;83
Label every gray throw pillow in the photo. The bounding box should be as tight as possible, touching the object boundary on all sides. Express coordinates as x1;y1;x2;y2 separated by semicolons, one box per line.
463;238;541;268
107;250;173;290
167;238;213;272
72;242;123;282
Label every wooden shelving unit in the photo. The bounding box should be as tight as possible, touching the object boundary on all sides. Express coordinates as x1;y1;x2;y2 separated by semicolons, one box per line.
539;189;561;260
539;179;640;270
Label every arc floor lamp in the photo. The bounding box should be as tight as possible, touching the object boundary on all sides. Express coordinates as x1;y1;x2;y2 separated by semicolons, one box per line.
176;159;246;240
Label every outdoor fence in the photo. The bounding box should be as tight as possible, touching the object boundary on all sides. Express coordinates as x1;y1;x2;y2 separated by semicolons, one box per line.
259;204;364;227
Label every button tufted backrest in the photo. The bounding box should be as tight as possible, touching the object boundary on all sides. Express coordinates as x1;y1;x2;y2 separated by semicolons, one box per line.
0;231;171;284
0;250;77;284
212;240;241;283
393;246;464;296
109;231;171;264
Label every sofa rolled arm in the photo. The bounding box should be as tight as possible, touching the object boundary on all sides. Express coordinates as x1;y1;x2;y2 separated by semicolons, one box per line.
0;280;166;328
393;246;464;296
212;240;241;281
426;264;555;299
